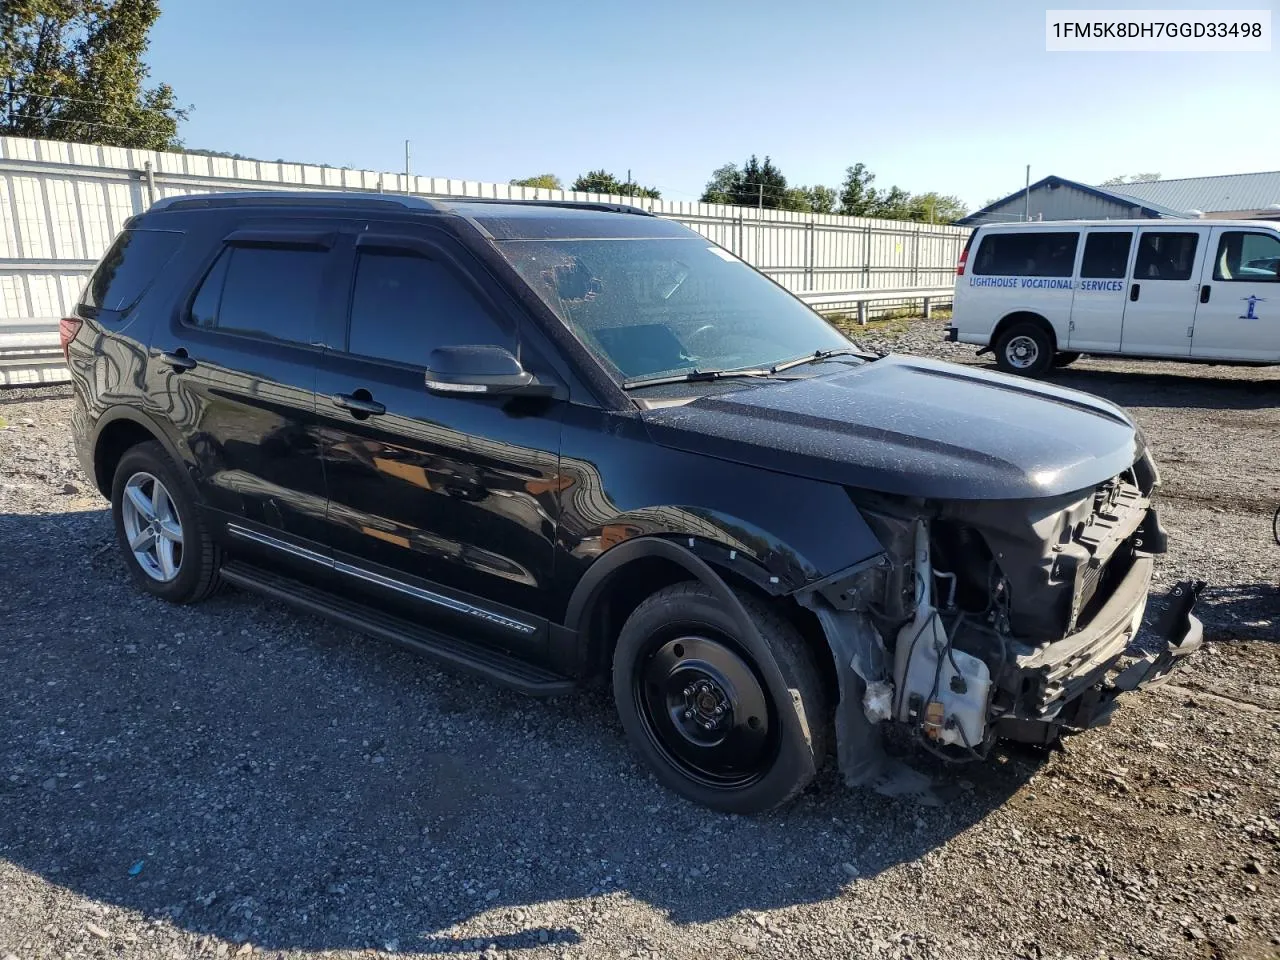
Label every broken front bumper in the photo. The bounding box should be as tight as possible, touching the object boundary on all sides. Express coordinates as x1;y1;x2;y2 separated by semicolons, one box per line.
995;568;1205;744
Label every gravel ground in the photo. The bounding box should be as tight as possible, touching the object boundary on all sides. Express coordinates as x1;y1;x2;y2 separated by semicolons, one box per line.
2;324;1278;960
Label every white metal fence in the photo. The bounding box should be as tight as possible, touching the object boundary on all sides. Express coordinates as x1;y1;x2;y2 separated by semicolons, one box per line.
0;135;967;385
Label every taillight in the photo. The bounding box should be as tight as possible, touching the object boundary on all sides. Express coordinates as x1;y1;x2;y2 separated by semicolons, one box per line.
59;317;83;363
956;247;969;276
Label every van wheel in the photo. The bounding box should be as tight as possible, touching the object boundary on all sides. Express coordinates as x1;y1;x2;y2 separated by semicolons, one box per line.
1053;351;1082;367
995;322;1053;376
612;582;829;814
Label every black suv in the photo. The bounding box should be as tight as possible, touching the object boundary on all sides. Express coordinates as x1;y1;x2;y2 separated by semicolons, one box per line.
66;192;1202;813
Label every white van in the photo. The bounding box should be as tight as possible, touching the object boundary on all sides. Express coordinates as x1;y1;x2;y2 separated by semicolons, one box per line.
947;220;1280;376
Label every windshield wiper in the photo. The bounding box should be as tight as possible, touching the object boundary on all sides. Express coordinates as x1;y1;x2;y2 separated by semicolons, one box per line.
769;346;864;374
622;367;775;390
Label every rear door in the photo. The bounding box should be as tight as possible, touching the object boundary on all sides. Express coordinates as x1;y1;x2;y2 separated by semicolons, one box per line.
1118;227;1209;357
312;222;566;653
149;221;346;571
1067;229;1132;352
1190;227;1280;361
965;228;1078;346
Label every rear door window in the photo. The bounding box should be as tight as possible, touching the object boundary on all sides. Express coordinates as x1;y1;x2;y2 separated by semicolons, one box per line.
80;229;184;316
1133;232;1199;281
187;245;328;344
972;232;1078;277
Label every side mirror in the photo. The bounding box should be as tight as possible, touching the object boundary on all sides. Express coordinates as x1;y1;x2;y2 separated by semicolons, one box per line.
424;345;552;397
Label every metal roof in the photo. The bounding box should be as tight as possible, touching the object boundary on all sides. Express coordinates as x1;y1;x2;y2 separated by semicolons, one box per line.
957;176;1190;225
1102;172;1280;214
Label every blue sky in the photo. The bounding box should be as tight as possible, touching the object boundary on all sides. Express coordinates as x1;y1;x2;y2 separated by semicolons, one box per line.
146;0;1278;210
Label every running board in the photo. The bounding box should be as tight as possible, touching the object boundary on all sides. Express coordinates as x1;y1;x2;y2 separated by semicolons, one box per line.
219;561;576;697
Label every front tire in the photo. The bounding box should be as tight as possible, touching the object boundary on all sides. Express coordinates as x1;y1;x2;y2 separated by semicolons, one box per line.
994;321;1054;377
612;581;829;813
1053;351;1082;367
111;441;221;604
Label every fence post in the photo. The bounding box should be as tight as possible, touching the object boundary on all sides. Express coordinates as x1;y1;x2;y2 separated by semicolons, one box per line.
805;219;814;291
142;160;156;207
911;224;920;287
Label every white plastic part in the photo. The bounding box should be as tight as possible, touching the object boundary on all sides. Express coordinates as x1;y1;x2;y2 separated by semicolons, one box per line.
861;680;895;723
892;519;992;749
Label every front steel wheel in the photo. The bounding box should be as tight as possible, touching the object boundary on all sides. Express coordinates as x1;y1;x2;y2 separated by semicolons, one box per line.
612;581;829;813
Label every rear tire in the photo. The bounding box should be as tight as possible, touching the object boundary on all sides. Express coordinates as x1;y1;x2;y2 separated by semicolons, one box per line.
612;581;829;814
111;441;221;604
1053;351;1082;367
994;321;1054;377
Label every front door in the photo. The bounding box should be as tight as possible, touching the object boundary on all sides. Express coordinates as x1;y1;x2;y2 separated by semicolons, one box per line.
150;221;346;570
1190;227;1280;361
1067;229;1132;352
1118;228;1208;357
313;223;565;654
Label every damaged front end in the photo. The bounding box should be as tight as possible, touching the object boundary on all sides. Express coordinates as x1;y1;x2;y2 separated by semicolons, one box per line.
796;450;1204;786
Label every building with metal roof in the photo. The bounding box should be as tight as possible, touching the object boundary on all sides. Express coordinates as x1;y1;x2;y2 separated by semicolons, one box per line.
1105;171;1280;219
957;176;1191;226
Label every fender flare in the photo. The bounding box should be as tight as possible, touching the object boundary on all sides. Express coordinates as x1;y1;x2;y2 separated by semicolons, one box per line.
90;406;191;490
563;536;761;644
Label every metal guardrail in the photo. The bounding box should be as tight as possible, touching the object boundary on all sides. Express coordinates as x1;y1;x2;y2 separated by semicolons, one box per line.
0;285;956;387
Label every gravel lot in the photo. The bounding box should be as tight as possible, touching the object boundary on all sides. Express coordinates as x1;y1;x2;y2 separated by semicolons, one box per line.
2;321;1278;960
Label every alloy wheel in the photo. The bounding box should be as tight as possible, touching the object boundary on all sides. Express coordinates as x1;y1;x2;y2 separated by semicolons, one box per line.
120;471;184;582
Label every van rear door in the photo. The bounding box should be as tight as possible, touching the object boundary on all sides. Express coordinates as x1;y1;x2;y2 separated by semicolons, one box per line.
1067;229;1133;352
1118;227;1209;357
1189;226;1280;361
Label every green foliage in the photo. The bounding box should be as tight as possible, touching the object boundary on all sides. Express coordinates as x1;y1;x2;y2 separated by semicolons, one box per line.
907;191;967;223
1100;173;1161;186
571;169;660;199
0;0;186;149
839;163;878;216
700;163;739;204
701;155;791;209
510;173;563;190
805;185;838;214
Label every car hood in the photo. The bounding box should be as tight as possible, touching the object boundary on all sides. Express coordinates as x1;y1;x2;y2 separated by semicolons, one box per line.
640;355;1144;500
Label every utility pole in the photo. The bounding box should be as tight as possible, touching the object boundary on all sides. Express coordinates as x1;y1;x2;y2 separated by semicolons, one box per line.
404;140;412;194
1024;164;1031;221
758;182;764;210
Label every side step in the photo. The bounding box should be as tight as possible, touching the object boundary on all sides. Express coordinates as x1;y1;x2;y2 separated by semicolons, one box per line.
220;561;576;697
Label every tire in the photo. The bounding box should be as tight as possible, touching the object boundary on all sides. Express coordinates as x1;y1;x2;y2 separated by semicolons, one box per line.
111;440;221;604
612;581;830;814
1053;351;1082;368
994;321;1054;377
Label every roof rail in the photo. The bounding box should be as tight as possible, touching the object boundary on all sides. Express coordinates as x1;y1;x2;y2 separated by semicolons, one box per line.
149;191;444;213
148;191;656;217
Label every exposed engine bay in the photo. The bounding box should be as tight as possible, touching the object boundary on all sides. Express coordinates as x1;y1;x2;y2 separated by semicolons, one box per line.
796;449;1204;782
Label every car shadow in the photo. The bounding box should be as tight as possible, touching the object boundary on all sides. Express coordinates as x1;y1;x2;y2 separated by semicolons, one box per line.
0;508;1036;952
964;356;1280;410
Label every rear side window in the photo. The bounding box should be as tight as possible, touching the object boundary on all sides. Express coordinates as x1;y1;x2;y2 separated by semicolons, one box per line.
187;245;327;344
1134;232;1199;281
1213;231;1280;282
346;249;512;363
1080;232;1132;279
80;229;184;315
972;232;1078;277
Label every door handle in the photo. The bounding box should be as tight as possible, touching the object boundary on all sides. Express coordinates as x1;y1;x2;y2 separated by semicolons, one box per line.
1129;283;1141;302
160;349;197;372
331;392;386;417
1200;284;1211;303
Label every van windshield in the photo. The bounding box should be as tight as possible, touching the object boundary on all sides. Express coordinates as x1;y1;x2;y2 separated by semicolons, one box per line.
495;238;851;382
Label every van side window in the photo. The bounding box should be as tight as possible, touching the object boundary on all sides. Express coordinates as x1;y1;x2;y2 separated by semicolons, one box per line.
1080;233;1132;279
972;232;1078;277
187;245;327;344
346;248;513;364
1212;231;1280;282
1133;233;1198;281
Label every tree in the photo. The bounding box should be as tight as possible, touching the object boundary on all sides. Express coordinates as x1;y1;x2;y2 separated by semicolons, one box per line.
839;163;878;216
510;173;563;190
571;169;660;199
907;191;967;223
1101;173;1161;186
734;154;789;208
700;163;740;204
869;185;912;221
1;0;186;149
806;185;838;214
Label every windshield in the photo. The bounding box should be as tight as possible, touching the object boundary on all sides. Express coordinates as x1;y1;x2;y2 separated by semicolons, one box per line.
495;238;852;381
